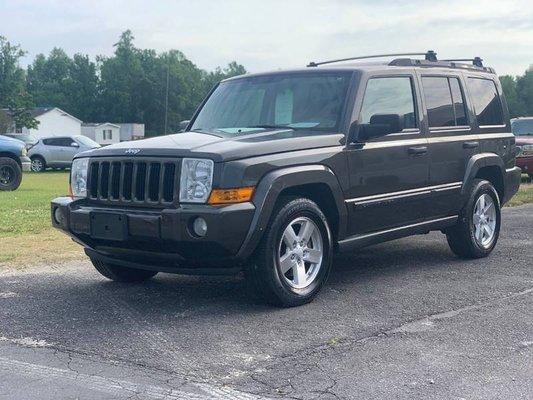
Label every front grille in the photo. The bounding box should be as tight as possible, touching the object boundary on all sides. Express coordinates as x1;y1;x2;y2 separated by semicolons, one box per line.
88;158;179;206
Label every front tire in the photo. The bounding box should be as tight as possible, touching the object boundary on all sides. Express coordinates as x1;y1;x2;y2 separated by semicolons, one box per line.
247;198;333;307
90;258;158;282
0;157;22;191
446;179;501;259
30;156;46;172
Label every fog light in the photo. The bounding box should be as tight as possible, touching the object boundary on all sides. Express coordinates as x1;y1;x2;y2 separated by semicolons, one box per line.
193;217;207;237
53;207;64;225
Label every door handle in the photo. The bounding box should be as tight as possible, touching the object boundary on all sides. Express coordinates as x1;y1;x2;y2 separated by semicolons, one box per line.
407;146;428;155
463;141;479;149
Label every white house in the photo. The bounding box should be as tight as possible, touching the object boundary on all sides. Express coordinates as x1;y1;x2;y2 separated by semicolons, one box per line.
81;123;121;146
22;107;82;139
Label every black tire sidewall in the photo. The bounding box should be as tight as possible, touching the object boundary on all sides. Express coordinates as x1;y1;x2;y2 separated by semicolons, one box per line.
0;158;22;191
262;198;333;305
464;180;501;256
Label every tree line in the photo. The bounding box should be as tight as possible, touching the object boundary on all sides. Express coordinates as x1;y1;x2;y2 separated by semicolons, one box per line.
500;70;533;118
0;30;246;136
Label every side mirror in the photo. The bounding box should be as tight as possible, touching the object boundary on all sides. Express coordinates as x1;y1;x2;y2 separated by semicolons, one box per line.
350;114;404;143
71;142;80;148
179;120;190;133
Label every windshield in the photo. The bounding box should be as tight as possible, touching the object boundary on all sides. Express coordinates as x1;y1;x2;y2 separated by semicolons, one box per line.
191;72;352;136
512;119;533;136
75;136;101;148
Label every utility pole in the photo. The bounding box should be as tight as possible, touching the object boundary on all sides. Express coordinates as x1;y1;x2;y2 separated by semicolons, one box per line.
164;59;170;135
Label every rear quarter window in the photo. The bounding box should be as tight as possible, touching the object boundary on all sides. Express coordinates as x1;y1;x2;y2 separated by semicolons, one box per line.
467;77;504;127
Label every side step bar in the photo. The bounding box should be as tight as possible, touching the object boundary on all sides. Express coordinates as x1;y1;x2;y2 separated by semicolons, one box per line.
337;216;458;252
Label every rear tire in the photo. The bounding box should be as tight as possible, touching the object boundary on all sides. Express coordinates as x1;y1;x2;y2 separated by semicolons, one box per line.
90;258;158;282
446;179;501;259
0;157;22;191
246;197;333;307
30;156;46;172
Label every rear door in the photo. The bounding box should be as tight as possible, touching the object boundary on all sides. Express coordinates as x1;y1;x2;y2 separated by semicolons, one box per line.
419;73;475;218
345;73;430;235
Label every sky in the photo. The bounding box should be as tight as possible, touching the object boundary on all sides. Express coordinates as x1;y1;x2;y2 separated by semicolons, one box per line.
1;0;532;76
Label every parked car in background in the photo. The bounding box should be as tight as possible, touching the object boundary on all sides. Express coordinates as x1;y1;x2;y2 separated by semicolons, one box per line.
28;135;100;172
511;117;533;178
0;135;31;191
1;133;38;150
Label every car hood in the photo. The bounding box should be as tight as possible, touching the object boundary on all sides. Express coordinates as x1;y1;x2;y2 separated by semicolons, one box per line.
0;135;24;148
78;130;345;162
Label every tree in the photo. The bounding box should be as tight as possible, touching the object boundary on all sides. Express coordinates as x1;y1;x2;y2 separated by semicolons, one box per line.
67;54;99;121
27;48;74;110
516;70;533;116
500;75;526;118
0;36;38;131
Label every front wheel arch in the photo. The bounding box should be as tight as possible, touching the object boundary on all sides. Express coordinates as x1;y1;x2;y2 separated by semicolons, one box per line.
236;165;347;261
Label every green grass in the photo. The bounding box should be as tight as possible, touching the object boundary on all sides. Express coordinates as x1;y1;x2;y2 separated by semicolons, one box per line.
0;171;70;238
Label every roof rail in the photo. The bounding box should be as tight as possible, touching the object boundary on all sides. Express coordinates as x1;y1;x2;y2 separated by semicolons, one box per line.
307;50;437;67
442;57;483;67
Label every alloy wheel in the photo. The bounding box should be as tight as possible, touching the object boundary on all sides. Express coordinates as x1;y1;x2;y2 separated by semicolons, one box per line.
277;216;323;289
31;158;43;172
472;193;497;248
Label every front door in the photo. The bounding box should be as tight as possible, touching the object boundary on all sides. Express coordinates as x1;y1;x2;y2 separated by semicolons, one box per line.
345;74;430;236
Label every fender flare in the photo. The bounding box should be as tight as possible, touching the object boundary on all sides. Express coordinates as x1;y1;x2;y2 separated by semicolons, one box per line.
461;153;504;196
236;165;347;260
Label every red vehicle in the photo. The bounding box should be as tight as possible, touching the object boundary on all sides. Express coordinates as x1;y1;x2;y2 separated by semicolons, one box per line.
512;117;533;178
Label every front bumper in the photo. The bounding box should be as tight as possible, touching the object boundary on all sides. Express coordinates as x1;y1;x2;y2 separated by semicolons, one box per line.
502;166;522;205
20;156;31;172
51;197;256;273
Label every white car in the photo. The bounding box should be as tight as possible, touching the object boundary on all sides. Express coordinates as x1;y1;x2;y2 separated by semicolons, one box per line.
28;135;100;172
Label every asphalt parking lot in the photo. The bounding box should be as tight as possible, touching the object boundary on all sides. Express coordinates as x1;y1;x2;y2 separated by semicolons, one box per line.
0;205;532;400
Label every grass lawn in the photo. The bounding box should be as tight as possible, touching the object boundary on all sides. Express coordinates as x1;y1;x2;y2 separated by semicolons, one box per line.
0;171;82;267
0;171;532;268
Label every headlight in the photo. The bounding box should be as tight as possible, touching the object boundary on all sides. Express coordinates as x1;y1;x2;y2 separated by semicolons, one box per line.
518;144;533;157
21;147;27;157
70;158;89;198
179;158;214;203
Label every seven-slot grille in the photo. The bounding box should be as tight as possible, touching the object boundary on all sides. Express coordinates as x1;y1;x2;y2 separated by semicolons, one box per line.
88;158;179;206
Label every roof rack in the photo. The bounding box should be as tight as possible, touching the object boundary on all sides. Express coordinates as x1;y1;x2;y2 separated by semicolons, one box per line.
307;50;494;73
442;57;484;67
307;51;437;67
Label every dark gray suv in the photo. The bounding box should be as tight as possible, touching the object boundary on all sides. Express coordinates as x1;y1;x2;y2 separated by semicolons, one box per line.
52;51;521;307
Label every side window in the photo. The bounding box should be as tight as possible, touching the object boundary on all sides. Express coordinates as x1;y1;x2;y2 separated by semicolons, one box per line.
359;77;417;130
422;76;468;128
449;78;467;126
56;138;74;147
43;138;63;146
467;78;504;126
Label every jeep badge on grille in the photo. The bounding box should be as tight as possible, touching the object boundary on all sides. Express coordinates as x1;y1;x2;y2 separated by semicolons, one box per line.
125;148;141;155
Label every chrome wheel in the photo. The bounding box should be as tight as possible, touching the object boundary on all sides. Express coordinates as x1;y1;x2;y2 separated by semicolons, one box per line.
31;158;43;172
473;193;496;248
278;216;323;289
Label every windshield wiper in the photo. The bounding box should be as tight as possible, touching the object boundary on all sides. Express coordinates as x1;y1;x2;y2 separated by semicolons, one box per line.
190;128;223;138
248;124;298;130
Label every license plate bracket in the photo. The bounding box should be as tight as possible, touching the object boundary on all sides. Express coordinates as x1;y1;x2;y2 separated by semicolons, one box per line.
90;212;127;241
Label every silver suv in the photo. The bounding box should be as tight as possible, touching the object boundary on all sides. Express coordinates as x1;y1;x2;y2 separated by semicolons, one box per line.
28;135;100;172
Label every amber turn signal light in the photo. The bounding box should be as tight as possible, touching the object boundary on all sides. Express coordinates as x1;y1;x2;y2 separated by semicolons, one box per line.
208;187;255;205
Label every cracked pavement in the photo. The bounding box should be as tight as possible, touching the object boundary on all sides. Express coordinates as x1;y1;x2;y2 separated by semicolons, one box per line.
0;204;532;399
